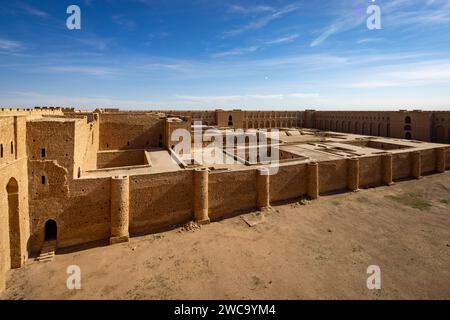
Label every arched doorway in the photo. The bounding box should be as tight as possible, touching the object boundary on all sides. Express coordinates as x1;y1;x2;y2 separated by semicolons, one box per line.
44;219;57;241
228;115;233;126
7;178;21;269
405;132;412;140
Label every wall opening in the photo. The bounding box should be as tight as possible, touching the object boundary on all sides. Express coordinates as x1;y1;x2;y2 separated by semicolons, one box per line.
7;177;21;269
10;141;13;154
228;115;233;126
405;132;412;140
405;116;411;124
41;176;46;184
1;144;3;158
77;167;81;178
158;134;163;148
41;148;46;158
44;220;57;241
434;126;445;143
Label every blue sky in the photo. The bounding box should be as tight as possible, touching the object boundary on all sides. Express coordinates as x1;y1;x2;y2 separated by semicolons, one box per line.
1;0;450;110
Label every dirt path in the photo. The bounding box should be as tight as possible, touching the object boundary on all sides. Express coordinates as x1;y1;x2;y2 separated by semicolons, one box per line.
2;172;450;300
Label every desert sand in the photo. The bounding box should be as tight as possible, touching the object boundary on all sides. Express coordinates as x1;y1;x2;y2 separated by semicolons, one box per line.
2;172;450;300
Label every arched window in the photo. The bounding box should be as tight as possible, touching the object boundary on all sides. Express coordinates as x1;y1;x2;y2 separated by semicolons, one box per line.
405;116;411;124
228;115;233;126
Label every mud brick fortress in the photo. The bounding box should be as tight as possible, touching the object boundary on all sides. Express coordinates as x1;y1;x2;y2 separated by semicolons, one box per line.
1;107;450;292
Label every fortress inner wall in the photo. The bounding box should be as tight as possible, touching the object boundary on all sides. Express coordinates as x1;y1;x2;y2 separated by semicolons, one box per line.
269;163;307;203
359;156;383;188
97;150;147;169
99;112;165;150
208;169;257;220
319;160;348;194
129;171;194;234
420;149;437;175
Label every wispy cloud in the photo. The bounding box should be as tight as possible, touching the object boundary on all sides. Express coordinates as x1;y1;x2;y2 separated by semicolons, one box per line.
227;4;275;15
176;92;320;104
211;46;259;58
222;3;301;37
357;37;384;44
345;59;450;88
44;66;118;76
264;33;299;45
211;34;299;58
5;91;160;108
175;94;241;103
111;15;136;29
0;39;24;51
19;2;49;18
311;0;450;47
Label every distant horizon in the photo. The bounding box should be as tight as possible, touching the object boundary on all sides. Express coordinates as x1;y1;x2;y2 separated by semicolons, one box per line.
3;105;450;112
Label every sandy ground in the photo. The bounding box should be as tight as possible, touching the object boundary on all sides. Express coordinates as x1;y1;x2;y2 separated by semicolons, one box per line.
2;172;450;300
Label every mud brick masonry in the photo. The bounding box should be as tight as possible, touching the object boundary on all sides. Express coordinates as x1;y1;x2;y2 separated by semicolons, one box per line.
1;106;450;292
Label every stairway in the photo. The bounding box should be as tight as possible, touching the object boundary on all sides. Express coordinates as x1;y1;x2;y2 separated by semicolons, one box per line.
37;240;57;262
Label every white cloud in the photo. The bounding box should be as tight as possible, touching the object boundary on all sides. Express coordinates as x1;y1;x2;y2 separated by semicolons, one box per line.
211;34;299;58
111;15;136;28
4;91;160;108
175;94;241;103
0;39;24;51
227;5;275;15
45;66;118;76
264;34;299;45
19;2;49;18
345;59;450;88
212;46;260;58
222;4;301;37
